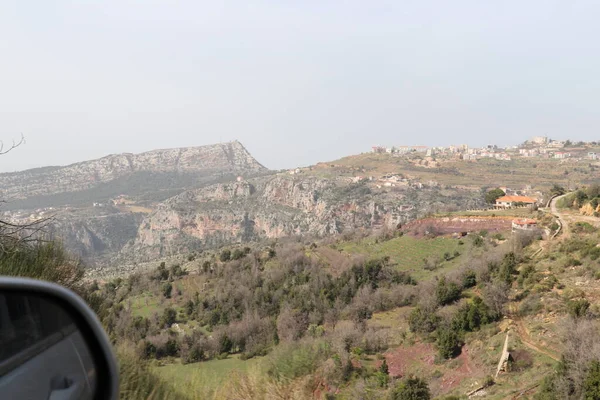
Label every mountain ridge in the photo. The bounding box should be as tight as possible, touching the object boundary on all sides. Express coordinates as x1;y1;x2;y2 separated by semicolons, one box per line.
0;141;266;203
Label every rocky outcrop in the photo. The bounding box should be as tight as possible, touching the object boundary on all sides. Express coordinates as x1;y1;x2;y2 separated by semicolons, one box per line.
120;176;485;262
49;208;145;264
0;141;265;202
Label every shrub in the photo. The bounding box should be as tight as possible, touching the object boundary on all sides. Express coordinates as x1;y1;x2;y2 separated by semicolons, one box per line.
154;263;170;281
119;349;186;400
452;296;494;332
379;359;389;375
436;326;462;359
162;282;173;298
266;341;329;381
170;264;187;278
160;307;177;328
483;375;495;388
584;360;600;399
0;241;84;291
462;270;477;288
518;294;543;317
232;249;246;260
473;236;484;247
408;307;440;334
390;377;431;400
512;349;534;371
567;299;590;318
435;277;461;306
220;249;232;262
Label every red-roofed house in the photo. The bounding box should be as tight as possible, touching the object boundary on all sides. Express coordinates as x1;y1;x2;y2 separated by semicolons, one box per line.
495;195;537;209
512;219;538;232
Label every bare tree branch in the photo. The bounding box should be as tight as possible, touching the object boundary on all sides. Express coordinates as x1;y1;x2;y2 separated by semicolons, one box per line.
0;133;25;155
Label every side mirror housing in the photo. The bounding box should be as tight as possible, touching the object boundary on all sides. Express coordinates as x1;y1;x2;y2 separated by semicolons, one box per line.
0;277;119;400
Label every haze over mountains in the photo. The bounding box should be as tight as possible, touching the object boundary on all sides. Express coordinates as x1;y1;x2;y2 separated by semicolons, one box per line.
2;138;597;272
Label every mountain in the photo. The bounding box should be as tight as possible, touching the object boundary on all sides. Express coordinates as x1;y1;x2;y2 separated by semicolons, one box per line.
0;141;266;210
0;141;270;265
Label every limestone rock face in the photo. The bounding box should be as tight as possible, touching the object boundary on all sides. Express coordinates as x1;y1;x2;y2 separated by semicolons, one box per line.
121;175;484;262
0;141;265;201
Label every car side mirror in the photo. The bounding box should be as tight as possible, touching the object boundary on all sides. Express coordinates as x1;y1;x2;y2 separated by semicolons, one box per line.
0;277;118;400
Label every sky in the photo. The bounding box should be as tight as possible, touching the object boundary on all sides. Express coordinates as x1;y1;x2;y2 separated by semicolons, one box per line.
1;1;599;172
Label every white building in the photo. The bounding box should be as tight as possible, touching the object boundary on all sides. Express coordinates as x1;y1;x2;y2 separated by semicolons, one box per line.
530;136;549;145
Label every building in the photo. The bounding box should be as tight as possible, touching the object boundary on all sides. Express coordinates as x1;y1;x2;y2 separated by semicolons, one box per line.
512;219;538;232
530;136;549;145
495;195;537;209
554;152;571;159
548;140;565;148
588;152;598;160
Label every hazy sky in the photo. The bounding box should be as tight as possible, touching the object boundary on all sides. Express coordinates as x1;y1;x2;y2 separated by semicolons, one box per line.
1;1;599;172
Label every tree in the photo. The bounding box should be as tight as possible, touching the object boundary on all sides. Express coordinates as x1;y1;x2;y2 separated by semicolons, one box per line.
155;263;169;281
435;277;461;306
408;306;440;334
483;280;509;320
462;270;477;288
170;264;187;278
380;358;389;375
276;304;308;342
584;361;600;400
232;248;245;260
160;307;177;328
497;252;518;284
390;377;431;400
202;261;211;273
437;326;462;359
220;249;231;262
485;188;506;204
162;282;173;299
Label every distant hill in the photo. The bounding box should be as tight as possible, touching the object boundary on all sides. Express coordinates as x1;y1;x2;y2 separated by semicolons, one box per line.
0;141;267;210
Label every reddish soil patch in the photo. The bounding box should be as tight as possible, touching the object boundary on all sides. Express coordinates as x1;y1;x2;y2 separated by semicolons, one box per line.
385;344;481;394
384;343;436;378
403;217;513;237
438;346;476;392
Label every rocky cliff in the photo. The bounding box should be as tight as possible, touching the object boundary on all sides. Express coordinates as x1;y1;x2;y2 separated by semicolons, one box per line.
120;175;485;262
0;141;265;204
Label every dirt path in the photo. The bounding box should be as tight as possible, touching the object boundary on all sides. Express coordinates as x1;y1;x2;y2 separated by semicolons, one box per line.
513;319;560;362
549;193;570;238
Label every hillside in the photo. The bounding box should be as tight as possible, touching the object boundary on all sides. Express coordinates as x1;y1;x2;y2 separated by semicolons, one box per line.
114;175;484;265
0;141;266;209
313;152;600;189
88;205;600;399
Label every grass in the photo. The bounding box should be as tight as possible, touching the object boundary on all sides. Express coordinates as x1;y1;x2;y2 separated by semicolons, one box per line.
337;235;462;280
153;355;262;398
129;292;164;318
368;307;411;346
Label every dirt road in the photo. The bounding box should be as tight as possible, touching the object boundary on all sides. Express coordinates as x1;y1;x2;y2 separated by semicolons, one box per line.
549;193;570;238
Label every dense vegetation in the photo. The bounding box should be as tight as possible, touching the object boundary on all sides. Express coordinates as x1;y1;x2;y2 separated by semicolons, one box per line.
6;198;600;398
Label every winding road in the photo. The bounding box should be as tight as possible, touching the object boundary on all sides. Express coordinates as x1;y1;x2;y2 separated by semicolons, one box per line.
549;193;571;238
